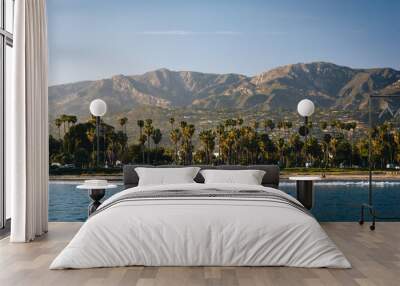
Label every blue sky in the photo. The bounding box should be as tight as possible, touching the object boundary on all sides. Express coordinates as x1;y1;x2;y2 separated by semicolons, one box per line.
47;0;400;85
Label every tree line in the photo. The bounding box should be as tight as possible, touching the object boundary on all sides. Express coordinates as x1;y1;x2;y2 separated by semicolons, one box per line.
49;114;400;170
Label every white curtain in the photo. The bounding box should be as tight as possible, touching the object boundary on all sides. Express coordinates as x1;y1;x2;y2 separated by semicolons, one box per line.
7;0;49;242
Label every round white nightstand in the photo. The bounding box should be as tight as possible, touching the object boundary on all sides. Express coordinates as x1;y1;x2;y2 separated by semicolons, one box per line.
289;176;321;210
77;183;117;215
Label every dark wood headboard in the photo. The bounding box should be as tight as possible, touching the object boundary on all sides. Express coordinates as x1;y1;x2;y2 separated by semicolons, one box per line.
123;165;280;189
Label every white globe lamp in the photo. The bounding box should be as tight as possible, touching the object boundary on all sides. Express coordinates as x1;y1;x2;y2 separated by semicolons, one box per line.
297;99;315;168
90;99;107;168
297;99;315;117
90;99;107;117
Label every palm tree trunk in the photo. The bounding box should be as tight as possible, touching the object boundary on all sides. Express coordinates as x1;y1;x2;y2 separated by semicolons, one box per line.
147;138;150;164
155;144;158;164
139;128;144;163
218;137;221;162
175;143;178;164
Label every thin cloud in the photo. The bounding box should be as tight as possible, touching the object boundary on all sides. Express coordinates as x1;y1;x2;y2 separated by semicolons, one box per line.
137;30;193;36
136;30;243;36
135;30;285;36
259;31;287;36
213;31;242;35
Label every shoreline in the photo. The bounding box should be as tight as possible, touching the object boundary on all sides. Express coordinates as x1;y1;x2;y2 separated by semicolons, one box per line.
280;171;400;181
49;171;400;182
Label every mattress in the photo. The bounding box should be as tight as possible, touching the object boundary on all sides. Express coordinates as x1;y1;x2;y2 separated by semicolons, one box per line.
50;183;351;269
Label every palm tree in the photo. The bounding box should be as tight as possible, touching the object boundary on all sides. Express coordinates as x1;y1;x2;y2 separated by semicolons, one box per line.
216;124;225;162
117;117;128;151
322;133;332;176
137;120;145;163
320;121;328;131
118;117;128;134
289;134;303;167
330;120;340;137
55;118;62;139
277;138;285;167
60;114;69;135
69;115;77;127
170;128;182;164
277;120;285;138
305;136;322;167
236;118;244;162
152;128;162;164
266;119;275;133
180;122;195;165
393;131;400;165
281;121;292;140
329;138;338;167
224;119;235;131
224;128;238;164
64;115;77;135
179;121;188;163
87;115;97;125
169;117;175;131
139;134;147;163
152;128;162;148
86;127;96;166
285;121;293;131
144;119;154;163
246;127;259;164
186;124;196;164
62;115;76;132
180;121;187;129
262;119;268;133
344;122;357;166
199;130;216;164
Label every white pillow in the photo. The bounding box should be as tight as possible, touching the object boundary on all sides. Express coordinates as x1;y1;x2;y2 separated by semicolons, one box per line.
200;169;266;185
135;167;200;186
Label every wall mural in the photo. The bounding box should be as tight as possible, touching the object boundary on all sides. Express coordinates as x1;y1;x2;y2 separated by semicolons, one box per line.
46;0;400;222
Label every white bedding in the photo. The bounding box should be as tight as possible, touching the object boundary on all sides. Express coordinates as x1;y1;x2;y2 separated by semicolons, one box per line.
50;183;351;269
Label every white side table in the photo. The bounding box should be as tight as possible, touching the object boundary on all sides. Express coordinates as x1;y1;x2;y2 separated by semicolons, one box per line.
77;183;117;215
288;176;321;210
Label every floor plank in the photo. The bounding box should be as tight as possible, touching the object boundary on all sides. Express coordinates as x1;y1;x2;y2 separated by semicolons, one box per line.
0;222;399;286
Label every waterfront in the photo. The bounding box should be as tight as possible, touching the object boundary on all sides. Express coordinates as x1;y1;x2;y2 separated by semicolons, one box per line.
49;181;400;222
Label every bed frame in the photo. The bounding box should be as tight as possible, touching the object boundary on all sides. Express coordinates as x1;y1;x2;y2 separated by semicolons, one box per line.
123;165;280;189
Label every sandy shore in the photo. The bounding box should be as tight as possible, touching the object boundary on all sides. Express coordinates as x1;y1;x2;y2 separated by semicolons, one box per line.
280;172;400;181
50;171;400;182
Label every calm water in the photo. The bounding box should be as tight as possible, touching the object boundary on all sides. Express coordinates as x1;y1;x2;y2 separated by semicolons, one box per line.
49;181;400;222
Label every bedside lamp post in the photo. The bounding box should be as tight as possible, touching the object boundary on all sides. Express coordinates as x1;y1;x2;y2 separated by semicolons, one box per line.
297;99;315;167
90;99;107;168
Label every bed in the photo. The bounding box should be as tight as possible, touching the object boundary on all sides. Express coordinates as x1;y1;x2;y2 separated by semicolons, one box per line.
50;165;350;269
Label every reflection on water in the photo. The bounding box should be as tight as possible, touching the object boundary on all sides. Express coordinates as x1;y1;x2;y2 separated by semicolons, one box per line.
49;181;400;222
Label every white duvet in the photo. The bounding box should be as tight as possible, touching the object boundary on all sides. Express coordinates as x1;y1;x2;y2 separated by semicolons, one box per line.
50;183;351;269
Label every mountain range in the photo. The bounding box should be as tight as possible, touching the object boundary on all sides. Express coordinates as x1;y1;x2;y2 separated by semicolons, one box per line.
49;62;400;122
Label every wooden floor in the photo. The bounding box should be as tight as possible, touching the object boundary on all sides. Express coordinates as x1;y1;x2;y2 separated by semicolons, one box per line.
0;222;399;286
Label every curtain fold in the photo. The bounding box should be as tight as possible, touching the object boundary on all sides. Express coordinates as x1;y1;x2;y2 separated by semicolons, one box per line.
8;0;48;242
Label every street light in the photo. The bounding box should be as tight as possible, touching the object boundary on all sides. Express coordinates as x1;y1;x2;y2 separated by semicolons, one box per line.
297;99;315;167
297;99;315;118
90;99;107;168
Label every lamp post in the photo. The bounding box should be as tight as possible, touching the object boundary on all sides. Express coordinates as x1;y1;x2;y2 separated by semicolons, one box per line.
90;99;107;168
297;99;315;167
